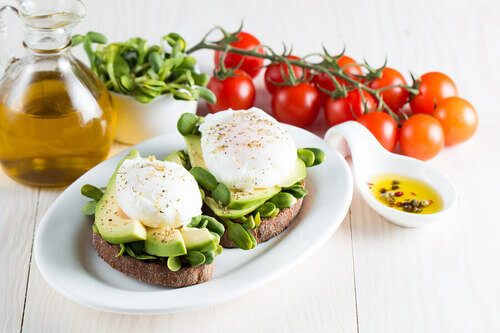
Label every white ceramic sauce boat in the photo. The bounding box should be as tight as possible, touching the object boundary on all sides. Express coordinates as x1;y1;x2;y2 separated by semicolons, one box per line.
325;121;457;228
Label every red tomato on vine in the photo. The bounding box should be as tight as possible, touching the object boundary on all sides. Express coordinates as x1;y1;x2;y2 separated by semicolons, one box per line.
271;82;321;127
214;32;265;78
312;55;363;99
368;67;409;112
356;112;398;152
264;55;309;94
399;114;444;160
410;72;458;115
206;70;255;113
433;97;478;145
324;89;376;127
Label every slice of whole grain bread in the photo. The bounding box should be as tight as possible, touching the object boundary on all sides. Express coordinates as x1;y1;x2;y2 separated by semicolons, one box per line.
92;232;214;287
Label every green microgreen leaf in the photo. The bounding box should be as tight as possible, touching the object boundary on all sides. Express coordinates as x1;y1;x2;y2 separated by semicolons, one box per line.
190;167;218;191
120;75;134;92
202;251;215;265
284;188;308;199
297;148;315;167
211;183;231;207
82;38;95;69
124;242;157;260
148;51;163;72
192;72;209;86
302;148;325;166
214;244;223;256
186;251;205;267
82;201;97;215
116;244;126;257
225;219;256;250
81;184;103;202
270;192;297;209
177;112;200;136
256;202;277;218
197;87;216;104
72;34;86;46
86;31;107;44
167;256;182;271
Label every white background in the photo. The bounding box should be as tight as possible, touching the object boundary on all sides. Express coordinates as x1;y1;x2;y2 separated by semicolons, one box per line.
1;0;499;332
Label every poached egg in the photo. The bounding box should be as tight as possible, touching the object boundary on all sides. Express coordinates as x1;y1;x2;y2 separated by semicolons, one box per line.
116;157;202;228
199;108;297;191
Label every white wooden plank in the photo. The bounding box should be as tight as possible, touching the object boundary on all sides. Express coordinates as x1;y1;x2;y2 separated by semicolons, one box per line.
0;173;39;332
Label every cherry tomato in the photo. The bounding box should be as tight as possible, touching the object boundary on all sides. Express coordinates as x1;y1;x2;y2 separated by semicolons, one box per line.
206;70;255;113
214;32;265;78
399;114;444;161
433;97;478;145
324;89;376;127
368;67;409;111
264;55;309;94
312;55;363;98
410;72;458;115
271;82;321;127
356;112;398;152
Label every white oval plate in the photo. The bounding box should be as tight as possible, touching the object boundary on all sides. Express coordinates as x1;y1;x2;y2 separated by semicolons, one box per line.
34;125;353;314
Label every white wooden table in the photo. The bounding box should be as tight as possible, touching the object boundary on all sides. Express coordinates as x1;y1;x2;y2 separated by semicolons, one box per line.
1;0;499;332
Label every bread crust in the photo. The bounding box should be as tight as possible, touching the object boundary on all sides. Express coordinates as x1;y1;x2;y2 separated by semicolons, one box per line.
92;232;214;287
218;182;305;248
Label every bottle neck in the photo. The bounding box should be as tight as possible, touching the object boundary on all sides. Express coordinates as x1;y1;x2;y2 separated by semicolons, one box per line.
24;27;72;52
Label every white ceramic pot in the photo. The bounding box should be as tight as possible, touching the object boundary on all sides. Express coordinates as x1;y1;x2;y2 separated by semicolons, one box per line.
111;92;198;145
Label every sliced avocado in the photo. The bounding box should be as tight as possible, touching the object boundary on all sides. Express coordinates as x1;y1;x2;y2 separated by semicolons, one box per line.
163;151;184;165
204;197;267;219
95;149;147;244
145;227;187;257
184;134;207;169
180;227;217;252
229;186;281;210
277;158;306;187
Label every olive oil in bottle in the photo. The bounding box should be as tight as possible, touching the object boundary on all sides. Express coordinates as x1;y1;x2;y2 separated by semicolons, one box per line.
0;70;115;187
0;1;116;187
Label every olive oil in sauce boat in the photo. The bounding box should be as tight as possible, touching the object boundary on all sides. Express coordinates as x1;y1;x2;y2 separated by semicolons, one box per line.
324;121;457;228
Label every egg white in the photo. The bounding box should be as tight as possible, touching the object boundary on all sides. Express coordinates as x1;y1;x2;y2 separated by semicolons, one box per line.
199;108;297;191
115;157;202;228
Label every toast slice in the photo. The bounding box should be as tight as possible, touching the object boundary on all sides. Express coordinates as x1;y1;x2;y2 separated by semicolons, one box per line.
218;181;305;248
93;232;214;287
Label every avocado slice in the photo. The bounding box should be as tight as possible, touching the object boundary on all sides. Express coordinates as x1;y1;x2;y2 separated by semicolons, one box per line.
184;134;207;169
180;228;217;252
94;149;147;244
277;158;306;187
227;160;304;208
163;151;184;165
145;227;187;257
229;186;282;210
204;197;268;219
